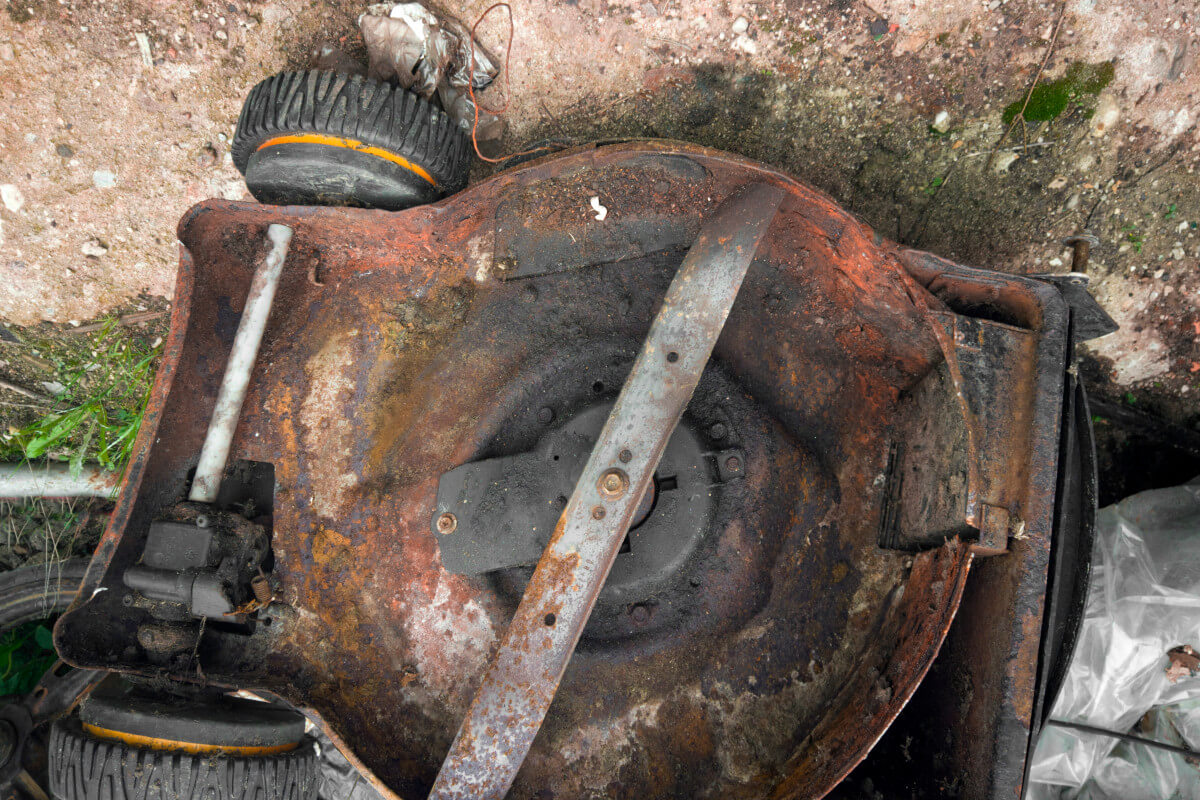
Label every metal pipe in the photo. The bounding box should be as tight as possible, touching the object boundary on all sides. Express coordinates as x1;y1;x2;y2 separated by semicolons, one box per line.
0;462;118;499
188;224;292;503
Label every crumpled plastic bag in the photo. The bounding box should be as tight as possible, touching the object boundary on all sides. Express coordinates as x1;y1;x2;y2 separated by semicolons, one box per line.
1027;479;1200;798
358;2;505;140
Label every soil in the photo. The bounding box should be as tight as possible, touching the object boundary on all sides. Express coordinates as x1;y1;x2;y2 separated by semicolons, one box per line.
1;0;1198;472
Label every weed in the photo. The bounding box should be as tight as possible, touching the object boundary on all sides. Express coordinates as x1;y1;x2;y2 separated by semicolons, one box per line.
1165;203;1178;220
1;319;161;476
1123;224;1145;253
0;497;92;569
1123;391;1137;405
923;176;944;196
0;619;58;695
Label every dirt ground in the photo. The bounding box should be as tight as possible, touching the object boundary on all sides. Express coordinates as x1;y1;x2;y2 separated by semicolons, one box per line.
1;0;1198;430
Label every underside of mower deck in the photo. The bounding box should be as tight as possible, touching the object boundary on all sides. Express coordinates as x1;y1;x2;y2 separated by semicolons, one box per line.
53;141;1111;799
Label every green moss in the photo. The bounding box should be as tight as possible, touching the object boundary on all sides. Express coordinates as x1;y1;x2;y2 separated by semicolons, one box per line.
1001;61;1114;124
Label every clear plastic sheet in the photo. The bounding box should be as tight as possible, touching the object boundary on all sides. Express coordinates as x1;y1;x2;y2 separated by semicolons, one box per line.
358;2;504;140
1027;479;1200;799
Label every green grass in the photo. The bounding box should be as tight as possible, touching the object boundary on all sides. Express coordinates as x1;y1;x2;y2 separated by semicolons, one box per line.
1;319;161;477
0;619;58;696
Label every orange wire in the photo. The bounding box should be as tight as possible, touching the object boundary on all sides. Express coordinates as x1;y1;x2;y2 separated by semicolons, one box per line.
467;2;558;164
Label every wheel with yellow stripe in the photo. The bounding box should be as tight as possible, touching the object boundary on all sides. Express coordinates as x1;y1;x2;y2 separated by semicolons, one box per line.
232;70;470;211
48;677;318;799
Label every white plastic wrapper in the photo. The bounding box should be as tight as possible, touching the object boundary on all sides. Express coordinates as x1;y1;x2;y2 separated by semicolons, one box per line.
358;2;505;140
1027;480;1200;798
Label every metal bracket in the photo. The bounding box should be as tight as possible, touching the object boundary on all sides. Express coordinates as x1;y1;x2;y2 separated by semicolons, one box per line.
429;182;785;798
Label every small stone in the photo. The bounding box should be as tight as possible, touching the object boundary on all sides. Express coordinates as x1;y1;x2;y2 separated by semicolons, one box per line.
931;110;951;133
1048;257;1063;267
40;381;65;396
55;143;74;158
0;184;24;213
1048;176;1067;190
1172;243;1186;260
92;170;117;189
1090;94;1119;137
0;42;14;61
992;151;1019;173
196;144;217;168
214;29;227;41
868;17;889;37
81;238;108;257
731;15;749;34
732;33;757;54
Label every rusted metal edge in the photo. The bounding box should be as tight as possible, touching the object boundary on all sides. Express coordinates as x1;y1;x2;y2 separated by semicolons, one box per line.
429;182;786;799
53;246;197;658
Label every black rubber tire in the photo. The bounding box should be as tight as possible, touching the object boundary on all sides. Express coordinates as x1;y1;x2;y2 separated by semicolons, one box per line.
0;560;89;630
232;70;470;210
48;717;319;800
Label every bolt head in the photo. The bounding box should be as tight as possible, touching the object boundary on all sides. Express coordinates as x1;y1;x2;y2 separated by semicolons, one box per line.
725;455;742;471
436;512;457;535
597;468;629;498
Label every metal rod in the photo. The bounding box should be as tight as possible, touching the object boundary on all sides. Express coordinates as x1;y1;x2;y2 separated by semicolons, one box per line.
0;462;118;499
1045;719;1200;761
188;224;292;504
429;182;785;799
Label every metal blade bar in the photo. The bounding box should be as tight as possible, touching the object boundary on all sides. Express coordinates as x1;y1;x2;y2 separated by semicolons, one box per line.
429;182;785;799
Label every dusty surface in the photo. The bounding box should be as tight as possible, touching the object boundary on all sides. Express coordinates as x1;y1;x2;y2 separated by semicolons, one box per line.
0;0;1197;417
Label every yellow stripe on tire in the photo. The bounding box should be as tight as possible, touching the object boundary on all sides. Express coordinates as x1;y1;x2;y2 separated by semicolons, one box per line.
255;133;438;187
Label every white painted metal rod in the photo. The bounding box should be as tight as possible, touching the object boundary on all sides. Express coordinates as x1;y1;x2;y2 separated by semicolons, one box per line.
188;224;293;503
0;462;119;498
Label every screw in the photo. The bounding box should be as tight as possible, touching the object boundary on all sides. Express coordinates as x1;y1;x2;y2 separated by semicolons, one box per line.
725;455;742;472
436;512;457;535
537;406;555;425
591;506;606;520
709;422;727;440
598;469;629;499
1063;231;1099;272
619;449;632;463
629;604;650;624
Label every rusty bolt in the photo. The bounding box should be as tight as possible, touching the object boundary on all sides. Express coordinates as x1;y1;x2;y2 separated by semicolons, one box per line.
629;604;650;624
709;422;727;439
537;406;555;424
1063;231;1099;273
598;468;629;499
591;506;606;520
725;455;743;472
436;512;457;535
619;448;632;463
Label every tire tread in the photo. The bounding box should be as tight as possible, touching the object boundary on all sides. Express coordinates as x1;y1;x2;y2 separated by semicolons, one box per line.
232;69;469;193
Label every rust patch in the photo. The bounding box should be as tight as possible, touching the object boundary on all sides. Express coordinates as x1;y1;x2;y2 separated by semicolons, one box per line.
1007;609;1042;726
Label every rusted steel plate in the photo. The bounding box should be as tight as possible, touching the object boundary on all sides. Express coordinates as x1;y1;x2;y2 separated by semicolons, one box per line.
430;183;784;798
55;141;1064;800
